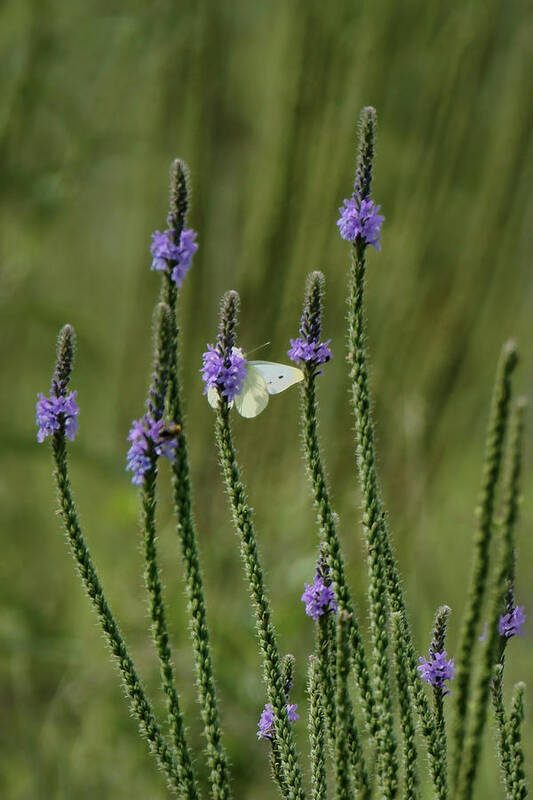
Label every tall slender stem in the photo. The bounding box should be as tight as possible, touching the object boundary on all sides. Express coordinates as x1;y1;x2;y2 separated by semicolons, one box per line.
164;160;233;800
51;431;187;795
348;241;398;798
302;362;376;742
453;341;518;789
458;398;525;799
215;404;306;800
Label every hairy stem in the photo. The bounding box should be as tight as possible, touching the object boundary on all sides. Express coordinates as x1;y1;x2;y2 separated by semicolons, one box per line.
51;431;187;795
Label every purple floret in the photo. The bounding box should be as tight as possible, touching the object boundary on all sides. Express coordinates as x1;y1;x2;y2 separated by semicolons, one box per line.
36;389;79;443
418;651;455;694
301;568;338;620
337;196;384;250
126;413;179;485
288;337;332;366
257;703;299;740
499;605;526;639
150;227;198;287
201;345;224;388
201;345;247;404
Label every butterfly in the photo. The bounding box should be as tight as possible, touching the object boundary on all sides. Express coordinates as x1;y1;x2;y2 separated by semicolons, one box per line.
207;361;304;418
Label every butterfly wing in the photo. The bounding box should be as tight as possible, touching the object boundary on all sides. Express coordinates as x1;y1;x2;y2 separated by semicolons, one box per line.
207;385;220;410
207;386;236;410
234;365;270;417
249;361;304;395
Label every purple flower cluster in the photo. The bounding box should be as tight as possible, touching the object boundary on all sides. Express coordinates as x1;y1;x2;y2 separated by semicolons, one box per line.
126;414;179;485
257;702;299;740
418;650;455;694
288;274;332;369
288;337;331;366
36;388;79;443
201;345;247;404
301;566;338;620
337;196;384;250
150;226;198;287
499;605;526;639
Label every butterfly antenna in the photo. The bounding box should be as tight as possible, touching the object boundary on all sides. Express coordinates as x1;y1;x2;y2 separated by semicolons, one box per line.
246;341;271;357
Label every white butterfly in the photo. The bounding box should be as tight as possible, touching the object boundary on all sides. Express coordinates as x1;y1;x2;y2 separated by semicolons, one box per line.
207;361;304;418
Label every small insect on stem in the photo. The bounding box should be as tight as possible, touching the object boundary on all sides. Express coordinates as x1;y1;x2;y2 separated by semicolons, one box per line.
159;423;182;439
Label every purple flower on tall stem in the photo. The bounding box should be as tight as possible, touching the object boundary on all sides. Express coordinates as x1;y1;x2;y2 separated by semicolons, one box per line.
499;605;526;639
337;195;384;249
150;226;198;287
288;271;332;369
301;560;338;620
418;651;455;694
257;703;299;740
126;414;179;485
288;338;332;366
201;345;247;404
36;388;79;442
418;604;454;694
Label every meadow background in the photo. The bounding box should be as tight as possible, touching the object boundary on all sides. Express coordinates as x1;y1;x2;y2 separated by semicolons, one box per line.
1;0;532;797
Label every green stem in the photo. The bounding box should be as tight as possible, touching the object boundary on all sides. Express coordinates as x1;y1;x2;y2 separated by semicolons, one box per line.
347;241;398;798
453;341;518;790
138;303;199;797
309;656;328;800
335;611;354;800
391;613;419;800
491;664;513;797
302;365;376;743
317;613;336;749
167;326;233;799
51;431;186;795
458;399;525;799
160;269;233;800
508;683;528;800
348;245;448;798
215;405;306;800
141;462;199;799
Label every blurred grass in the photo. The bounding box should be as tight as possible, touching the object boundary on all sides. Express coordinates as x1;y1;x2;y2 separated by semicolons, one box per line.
1;0;532;796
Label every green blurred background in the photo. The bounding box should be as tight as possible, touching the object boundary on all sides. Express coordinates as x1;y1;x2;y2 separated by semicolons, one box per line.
1;0;532;796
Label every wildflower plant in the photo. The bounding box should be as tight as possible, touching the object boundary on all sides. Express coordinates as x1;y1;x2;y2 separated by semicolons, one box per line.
37;110;529;798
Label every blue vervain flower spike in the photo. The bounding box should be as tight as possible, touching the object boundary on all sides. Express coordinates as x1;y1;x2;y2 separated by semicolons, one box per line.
453;340;519;792
132;303;199;799
126;304;180;486
343;106;398;799
158;161;234;800
213;290;306;800
294;272;377;762
418;606;454;765
260;654;300;796
37;325;186;794
345;106;453;800
288;271;332;371
150;160;198;290
36;325;79;443
459;397;527;799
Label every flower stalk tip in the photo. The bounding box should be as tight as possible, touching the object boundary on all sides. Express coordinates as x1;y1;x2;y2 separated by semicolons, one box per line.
418;606;455;695
36;324;80;444
201;291;247;405
168;158;189;238
288;271;332;368
301;558;338;620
